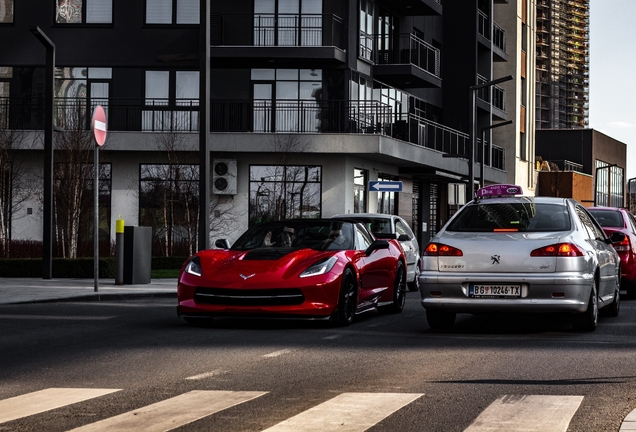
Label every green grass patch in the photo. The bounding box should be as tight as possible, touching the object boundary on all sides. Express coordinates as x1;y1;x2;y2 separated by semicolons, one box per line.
151;269;180;278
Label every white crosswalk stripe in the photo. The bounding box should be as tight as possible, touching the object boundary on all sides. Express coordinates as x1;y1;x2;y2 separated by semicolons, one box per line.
67;390;267;432
0;388;120;425
463;395;584;432
261;392;423;432
0;389;589;431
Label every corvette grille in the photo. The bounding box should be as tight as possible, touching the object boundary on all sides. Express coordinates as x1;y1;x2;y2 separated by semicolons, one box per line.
194;288;305;306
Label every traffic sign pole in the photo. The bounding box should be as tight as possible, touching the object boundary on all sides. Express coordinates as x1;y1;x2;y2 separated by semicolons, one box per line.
92;106;107;292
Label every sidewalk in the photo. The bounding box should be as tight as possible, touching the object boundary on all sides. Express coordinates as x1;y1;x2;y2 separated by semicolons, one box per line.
0;278;177;305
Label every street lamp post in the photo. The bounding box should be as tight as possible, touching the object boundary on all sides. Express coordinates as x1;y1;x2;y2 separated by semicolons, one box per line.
31;26;55;279
468;75;513;201
198;0;211;251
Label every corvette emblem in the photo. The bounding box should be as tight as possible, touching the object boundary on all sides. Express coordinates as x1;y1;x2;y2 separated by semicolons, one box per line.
491;255;500;265
240;273;255;280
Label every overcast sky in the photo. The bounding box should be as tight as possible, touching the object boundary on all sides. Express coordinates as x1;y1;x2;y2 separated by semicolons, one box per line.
588;0;636;180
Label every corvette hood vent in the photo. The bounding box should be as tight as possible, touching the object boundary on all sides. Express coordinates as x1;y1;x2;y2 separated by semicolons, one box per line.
242;247;295;261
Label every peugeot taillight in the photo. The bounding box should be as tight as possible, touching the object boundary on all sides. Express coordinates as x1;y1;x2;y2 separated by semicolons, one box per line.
424;242;463;256
530;243;584;257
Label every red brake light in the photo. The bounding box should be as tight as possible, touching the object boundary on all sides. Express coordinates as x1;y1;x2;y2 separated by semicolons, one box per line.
424;242;463;256
530;243;584;257
613;235;631;252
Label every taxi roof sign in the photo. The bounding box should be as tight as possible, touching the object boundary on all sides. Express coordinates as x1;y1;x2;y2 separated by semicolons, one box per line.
477;184;523;198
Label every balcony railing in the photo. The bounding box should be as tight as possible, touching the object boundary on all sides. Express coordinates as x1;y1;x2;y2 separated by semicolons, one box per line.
0;97;506;171
374;33;441;78
211;14;344;50
476;75;506;112
493;22;506;52
477;11;506;53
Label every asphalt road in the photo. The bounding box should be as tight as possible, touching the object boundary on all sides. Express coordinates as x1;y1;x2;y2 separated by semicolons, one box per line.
2;292;636;431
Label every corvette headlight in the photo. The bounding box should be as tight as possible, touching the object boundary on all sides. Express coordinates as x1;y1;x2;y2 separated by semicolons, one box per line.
299;256;338;278
184;256;202;277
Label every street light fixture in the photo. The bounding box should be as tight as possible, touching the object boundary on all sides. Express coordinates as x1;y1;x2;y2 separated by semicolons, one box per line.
469;75;514;201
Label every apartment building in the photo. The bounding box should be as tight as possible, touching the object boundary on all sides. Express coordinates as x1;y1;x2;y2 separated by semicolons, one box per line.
0;0;530;254
536;0;589;129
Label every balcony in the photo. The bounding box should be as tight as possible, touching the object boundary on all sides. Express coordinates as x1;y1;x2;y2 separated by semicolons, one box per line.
209;14;346;67
477;11;507;61
0;97;505;171
476;75;507;120
373;33;442;89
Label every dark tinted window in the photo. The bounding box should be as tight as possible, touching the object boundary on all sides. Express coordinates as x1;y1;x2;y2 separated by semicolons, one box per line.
587;209;624;228
446;202;570;232
232;220;354;251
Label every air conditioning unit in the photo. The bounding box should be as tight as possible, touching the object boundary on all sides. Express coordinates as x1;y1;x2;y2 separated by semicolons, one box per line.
212;159;237;195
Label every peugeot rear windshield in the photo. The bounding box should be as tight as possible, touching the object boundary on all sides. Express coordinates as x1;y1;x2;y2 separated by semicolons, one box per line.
446;202;571;232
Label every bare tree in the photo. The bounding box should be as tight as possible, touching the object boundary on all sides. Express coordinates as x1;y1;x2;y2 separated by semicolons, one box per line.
0;121;32;257
143;120;240;256
53;100;95;259
249;134;319;225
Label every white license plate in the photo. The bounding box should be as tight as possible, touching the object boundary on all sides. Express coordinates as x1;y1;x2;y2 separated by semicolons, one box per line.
469;284;521;298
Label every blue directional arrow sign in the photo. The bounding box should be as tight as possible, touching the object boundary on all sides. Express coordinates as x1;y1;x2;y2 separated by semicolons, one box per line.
369;181;403;192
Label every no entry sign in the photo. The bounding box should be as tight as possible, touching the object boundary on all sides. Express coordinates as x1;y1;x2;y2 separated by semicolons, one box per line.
92;105;107;146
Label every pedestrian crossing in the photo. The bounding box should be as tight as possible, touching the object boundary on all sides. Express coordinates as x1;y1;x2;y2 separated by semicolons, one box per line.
0;388;609;431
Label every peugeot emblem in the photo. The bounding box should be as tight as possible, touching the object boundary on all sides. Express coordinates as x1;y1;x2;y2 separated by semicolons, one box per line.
240;273;255;280
491;255;500;265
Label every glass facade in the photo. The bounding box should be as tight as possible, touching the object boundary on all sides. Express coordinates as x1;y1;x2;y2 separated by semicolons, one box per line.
249;165;322;226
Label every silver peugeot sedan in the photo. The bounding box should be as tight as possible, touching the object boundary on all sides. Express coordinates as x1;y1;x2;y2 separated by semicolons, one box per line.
419;184;625;331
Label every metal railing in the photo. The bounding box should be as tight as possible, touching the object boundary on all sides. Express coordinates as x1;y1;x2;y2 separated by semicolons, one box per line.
359;30;373;61
374;33;441;78
477;11;506;54
493;22;506;52
211;13;344;50
0;97;506;171
477;75;506;112
478;10;490;40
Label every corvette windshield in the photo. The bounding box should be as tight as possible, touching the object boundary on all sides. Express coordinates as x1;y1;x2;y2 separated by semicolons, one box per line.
446;202;571;232
231;220;355;251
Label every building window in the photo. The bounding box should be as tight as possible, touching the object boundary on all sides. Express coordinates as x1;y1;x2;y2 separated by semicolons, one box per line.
251;68;322;133
254;0;322;46
249;165;322;227
56;0;112;24
144;70;199;131
354;168;367;213
0;67;11;128
359;0;373;61
0;0;13;23
377;174;397;214
53;162;111;258
140;164;200;256
595;161;624;208
54;67;111;130
146;0;199;24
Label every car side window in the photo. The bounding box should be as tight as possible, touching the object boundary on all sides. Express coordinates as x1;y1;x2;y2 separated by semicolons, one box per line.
627;213;636;234
355;225;373;250
577;206;604;240
395;220;410;239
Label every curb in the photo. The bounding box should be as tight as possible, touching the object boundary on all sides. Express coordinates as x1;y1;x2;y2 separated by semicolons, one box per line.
2;291;177;305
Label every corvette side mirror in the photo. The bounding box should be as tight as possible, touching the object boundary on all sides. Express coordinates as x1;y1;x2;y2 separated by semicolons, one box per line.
365;239;390;256
215;239;231;249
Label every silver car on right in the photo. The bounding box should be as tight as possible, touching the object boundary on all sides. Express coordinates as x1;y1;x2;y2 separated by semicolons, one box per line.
419;184;625;331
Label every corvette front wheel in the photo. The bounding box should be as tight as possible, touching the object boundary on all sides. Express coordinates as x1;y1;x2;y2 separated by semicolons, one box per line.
331;269;357;326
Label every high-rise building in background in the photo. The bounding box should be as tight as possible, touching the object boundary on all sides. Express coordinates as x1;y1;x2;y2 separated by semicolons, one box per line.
536;0;589;129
